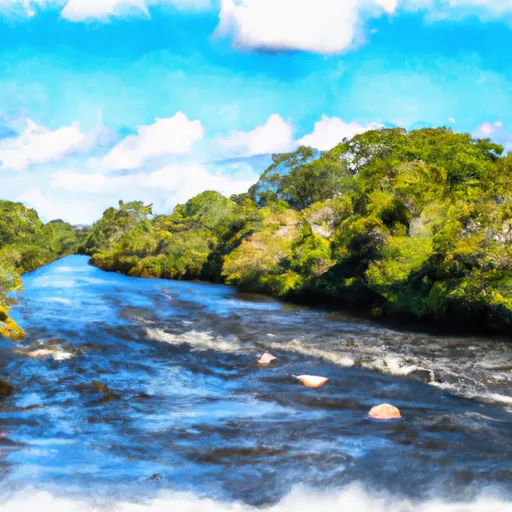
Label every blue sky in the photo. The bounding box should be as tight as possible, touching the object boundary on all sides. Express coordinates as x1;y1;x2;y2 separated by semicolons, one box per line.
1;0;512;224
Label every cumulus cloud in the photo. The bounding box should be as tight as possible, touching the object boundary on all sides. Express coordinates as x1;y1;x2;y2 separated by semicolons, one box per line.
215;0;397;54
474;120;512;151
6;113;384;224
218;114;294;157
12;149;259;223
297;115;384;150
2;0;512;45
475;120;504;137
17;187;98;224
217;114;383;157
0;0;48;17
0;0;210;20
61;0;148;21
102;112;204;170
52;163;257;197
477;122;495;136
42;161;258;223
215;0;512;54
376;0;397;13
61;0;211;21
0;119;86;171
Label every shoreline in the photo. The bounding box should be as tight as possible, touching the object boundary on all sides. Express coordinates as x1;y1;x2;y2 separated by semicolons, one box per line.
84;256;512;341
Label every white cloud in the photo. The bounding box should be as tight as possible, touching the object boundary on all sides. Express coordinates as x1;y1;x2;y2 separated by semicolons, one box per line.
376;0;397;13
61;0;148;21
0;119;86;171
2;0;512;42
2;112;385;225
102;112;204;170
0;0;51;17
143;164;258;206
17;187;98;224
476;120;503;136
218;114;294;157
61;0;211;21
215;0;512;54
0;0;210;20
474;120;512;151
216;0;397;54
218;114;383;156
45;162;258;223
297;115;384;150
52;163;257;196
477;118;511;139
477;122;494;136
448;117;456;123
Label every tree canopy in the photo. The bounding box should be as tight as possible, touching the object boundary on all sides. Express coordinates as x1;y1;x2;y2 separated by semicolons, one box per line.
0;201;85;341
3;126;510;336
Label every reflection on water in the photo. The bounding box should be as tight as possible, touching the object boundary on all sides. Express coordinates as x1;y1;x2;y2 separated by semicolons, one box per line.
0;255;511;509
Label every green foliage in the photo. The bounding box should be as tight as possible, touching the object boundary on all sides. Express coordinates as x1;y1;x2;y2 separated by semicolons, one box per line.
223;207;301;294
0;201;84;342
81;200;153;255
83;127;512;334
86;191;258;283
249;146;348;209
3;125;509;338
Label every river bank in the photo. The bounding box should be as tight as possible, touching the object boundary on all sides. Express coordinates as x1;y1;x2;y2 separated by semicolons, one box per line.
90;259;512;340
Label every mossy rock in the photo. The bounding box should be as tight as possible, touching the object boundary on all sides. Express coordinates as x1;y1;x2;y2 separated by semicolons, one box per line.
0;378;13;397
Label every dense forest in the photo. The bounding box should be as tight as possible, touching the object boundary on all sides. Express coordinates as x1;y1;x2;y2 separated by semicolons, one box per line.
79;127;511;335
0;201;86;343
1;127;511;341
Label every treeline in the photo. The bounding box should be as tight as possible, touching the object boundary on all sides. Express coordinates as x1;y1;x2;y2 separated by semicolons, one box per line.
81;127;512;335
0;201;86;341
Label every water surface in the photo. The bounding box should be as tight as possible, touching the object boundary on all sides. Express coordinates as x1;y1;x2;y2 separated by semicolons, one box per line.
1;256;512;510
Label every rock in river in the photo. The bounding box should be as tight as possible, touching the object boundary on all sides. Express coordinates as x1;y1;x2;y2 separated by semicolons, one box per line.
369;403;402;420
294;375;329;389
258;353;277;366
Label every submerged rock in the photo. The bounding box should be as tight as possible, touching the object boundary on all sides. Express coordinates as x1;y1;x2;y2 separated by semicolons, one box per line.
91;381;120;400
18;343;74;361
0;378;13;397
408;368;434;384
0;314;25;342
369;403;402;420
28;349;60;359
258;353;277;366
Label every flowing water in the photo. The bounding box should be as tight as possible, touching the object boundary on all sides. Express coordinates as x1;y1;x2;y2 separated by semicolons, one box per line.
1;255;512;511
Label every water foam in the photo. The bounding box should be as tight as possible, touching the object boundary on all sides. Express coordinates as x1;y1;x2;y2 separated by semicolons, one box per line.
270;339;356;368
1;487;511;512
146;328;241;353
274;334;512;407
16;346;74;361
362;355;435;381
42;297;73;306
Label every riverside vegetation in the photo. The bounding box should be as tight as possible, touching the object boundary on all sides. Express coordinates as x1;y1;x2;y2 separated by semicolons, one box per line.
0;201;86;345
82;128;512;335
1;127;511;350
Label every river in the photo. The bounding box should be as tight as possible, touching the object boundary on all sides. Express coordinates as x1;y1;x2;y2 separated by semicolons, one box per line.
1;255;512;511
